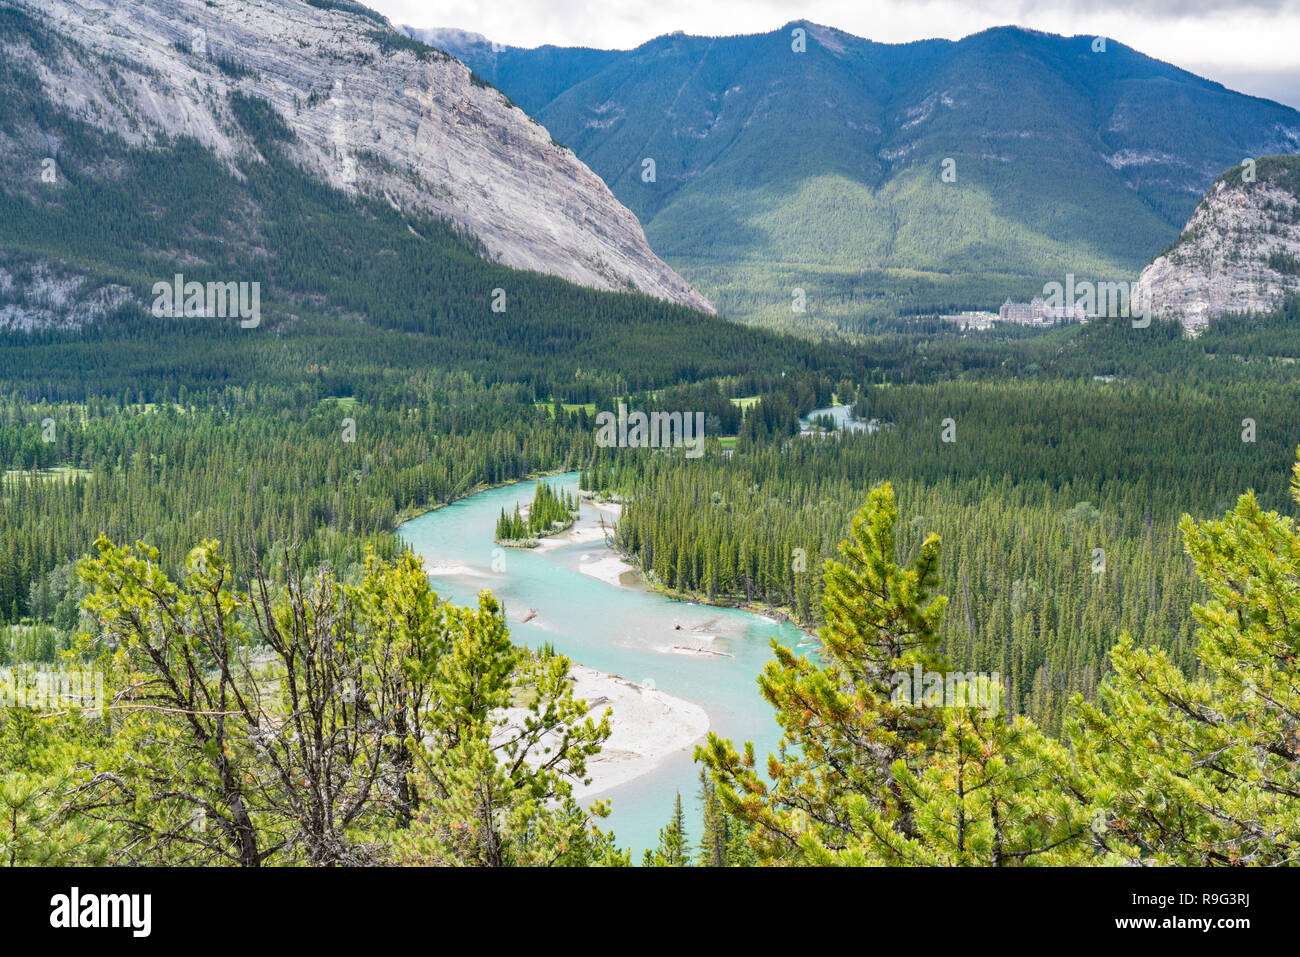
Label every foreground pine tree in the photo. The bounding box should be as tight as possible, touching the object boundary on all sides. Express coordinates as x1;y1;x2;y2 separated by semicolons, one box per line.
0;708;110;866
1071;460;1300;865
68;540;626;866
391;592;627;866
699;482;1090;864
698;483;952;861
643;793;690;866
810;699;1086;865
0;771;109;866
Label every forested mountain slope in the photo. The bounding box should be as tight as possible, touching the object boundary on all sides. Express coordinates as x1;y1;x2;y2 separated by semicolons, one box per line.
413;21;1300;330
0;2;844;389
0;0;711;313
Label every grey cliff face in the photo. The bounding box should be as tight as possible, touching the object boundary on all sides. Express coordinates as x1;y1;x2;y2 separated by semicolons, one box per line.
1135;165;1300;330
11;0;713;313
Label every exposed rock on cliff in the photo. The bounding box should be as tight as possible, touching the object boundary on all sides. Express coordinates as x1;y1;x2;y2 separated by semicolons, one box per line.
5;0;712;312
1135;156;1300;329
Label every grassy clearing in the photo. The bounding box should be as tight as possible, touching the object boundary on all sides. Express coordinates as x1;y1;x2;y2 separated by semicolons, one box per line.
3;467;92;483
535;401;597;416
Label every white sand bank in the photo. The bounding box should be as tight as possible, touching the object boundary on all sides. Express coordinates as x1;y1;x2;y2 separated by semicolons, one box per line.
567;665;708;799
577;554;637;587
494;664;708;800
423;561;491;578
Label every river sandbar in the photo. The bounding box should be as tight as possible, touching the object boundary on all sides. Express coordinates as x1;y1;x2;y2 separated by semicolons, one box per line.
497;663;709;801
577;554;637;587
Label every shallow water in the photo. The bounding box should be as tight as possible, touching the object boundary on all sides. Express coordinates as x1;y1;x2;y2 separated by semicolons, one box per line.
398;473;809;856
800;403;869;432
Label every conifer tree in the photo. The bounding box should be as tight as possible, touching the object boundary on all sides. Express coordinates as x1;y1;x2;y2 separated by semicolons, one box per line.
393;592;625;866
697;770;730;867
0;770;111;866
696;768;755;866
0;707;111;866
698;482;951;861
1072;461;1300;865
643;792;689;866
805;687;1086;865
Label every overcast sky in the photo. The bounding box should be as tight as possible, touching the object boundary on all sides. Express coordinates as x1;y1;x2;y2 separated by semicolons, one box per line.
368;0;1300;108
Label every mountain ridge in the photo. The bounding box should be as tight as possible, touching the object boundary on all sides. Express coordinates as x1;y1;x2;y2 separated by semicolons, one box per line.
4;0;712;314
408;19;1300;330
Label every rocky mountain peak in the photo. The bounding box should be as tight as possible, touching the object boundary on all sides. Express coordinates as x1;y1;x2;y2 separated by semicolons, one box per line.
1134;155;1300;329
7;0;712;313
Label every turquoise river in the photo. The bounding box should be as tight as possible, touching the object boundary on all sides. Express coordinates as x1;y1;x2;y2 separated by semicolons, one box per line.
399;472;812;855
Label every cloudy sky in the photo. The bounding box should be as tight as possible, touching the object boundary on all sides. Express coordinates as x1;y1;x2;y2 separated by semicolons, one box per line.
368;0;1300;108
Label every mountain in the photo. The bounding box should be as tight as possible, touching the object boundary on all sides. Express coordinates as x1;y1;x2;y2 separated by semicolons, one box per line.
409;21;1300;332
402;27;624;117
0;0;711;317
1135;155;1300;329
